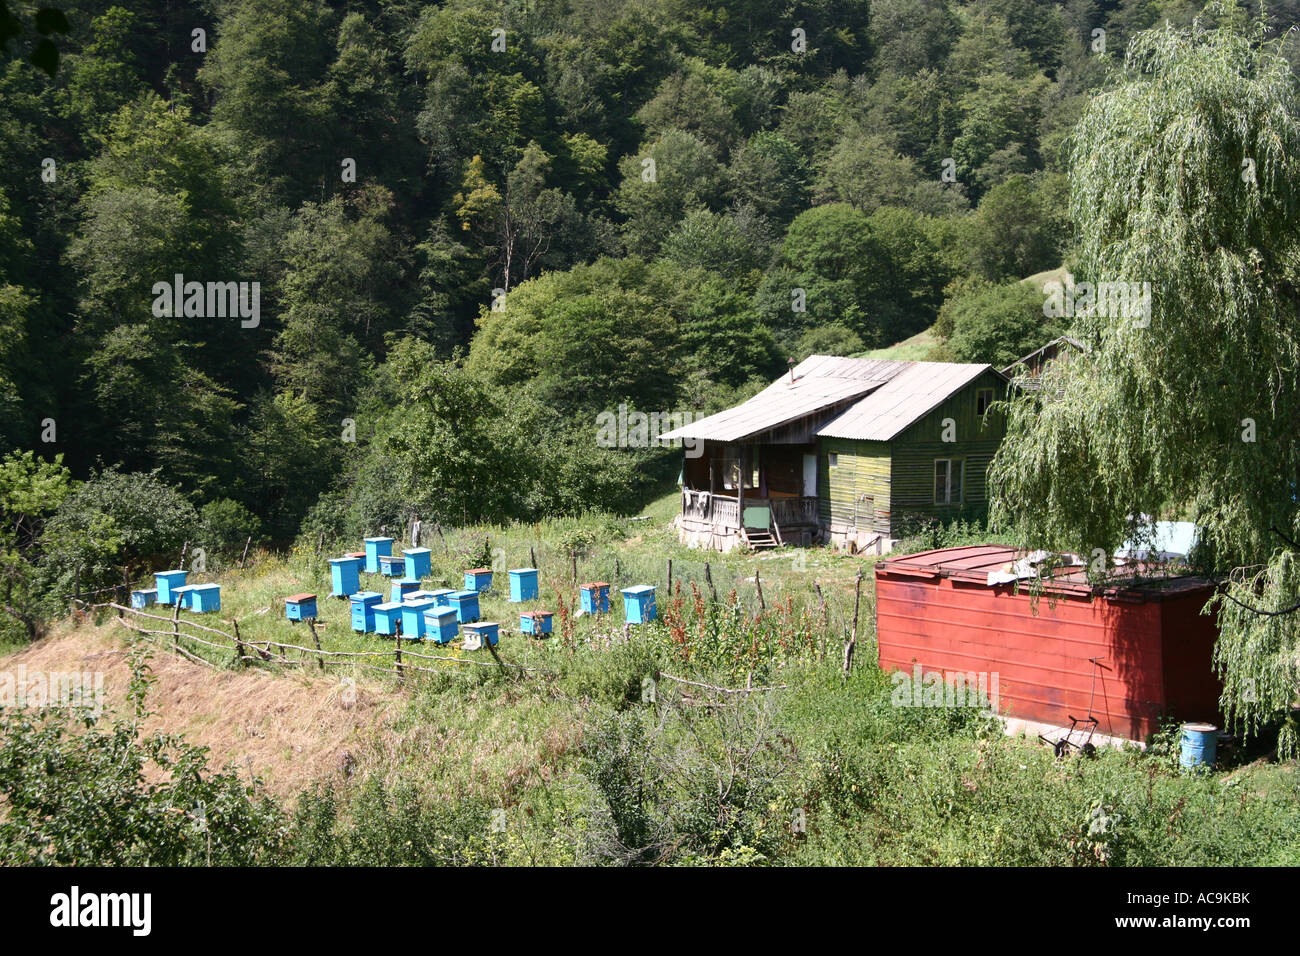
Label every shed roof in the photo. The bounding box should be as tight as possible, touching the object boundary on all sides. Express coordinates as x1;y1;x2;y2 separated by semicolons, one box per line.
659;355;998;443
876;544;1213;601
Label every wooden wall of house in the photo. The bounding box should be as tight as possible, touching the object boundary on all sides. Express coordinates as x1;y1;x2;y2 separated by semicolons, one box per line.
889;370;1007;525
817;437;892;534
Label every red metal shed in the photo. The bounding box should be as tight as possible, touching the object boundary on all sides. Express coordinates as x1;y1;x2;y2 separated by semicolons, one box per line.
874;545;1223;742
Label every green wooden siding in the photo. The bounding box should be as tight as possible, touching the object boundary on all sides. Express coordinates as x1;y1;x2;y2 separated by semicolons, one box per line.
889;369;1006;527
818;438;892;533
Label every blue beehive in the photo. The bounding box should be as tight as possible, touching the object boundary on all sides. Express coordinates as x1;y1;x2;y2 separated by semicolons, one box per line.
509;568;539;603
190;583;221;613
424;606;459;644
286;593;317;621
379;553;406;577
329;557;362;598
621;585;656;624
401;598;437;640
447;589;480;623
520;610;552;636
350;591;383;633
580;582;610;614
404;547;432;579
427;588;456;606
363;537;393;574
392;578;420;602
172;584;198;610
373;602;403;636
464;568;493;592
130;588;157;610
155;570;188;605
463;621;500;647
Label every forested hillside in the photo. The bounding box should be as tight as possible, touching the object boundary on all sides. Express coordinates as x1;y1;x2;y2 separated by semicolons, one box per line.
2;0;1299;637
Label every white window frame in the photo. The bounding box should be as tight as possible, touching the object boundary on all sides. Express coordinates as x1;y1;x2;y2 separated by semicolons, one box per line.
934;458;964;505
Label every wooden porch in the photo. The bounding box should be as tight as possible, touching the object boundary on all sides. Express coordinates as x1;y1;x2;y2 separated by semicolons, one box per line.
679;488;820;550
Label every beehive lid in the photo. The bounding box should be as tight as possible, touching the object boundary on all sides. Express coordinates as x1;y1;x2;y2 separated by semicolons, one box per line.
510;567;538;575
374;601;403;611
286;593;316;603
172;584;198;592
403;597;436;609
466;567;493;574
351;591;382;602
425;606;457;618
395;578;420;585
581;581;610;589
364;536;393;543
346;551;366;558
622;585;656;596
330;556;360;564
450;590;479;599
522;611;552;619
157;569;186;577
464;621;498;630
404;547;431;555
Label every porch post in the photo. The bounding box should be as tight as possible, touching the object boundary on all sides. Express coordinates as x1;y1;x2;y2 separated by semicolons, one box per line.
737;445;745;529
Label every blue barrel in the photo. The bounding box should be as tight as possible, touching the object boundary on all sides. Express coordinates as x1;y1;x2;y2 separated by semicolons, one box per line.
1179;722;1218;768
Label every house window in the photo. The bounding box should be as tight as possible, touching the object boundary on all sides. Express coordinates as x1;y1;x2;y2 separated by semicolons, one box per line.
721;446;759;490
976;388;994;417
934;458;964;505
828;452;839;468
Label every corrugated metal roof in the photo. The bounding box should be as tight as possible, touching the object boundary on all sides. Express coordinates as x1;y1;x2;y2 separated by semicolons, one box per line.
658;355;910;442
816;362;994;441
876;544;1213;600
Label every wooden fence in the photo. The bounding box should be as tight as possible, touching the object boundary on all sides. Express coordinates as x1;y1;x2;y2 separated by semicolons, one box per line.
78;599;538;683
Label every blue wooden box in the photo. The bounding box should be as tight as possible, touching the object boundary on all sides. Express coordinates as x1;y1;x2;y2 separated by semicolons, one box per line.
379;553;406;577
392;578;420;602
447;590;480;623
286;593;317;621
424;606;459;644
130;588;157;610
621;585;656;624
329;557;362;598
427;588;456;606
404;547;432;579
191;583;221;613
464;568;493;592
580;582;610;614
373;602;403;636
363;537;393;574
401;598;437;640
520;610;552;635
155;570;188;605
172;584;197;610
509;568;539;602
463;621;500;647
350;591;383;633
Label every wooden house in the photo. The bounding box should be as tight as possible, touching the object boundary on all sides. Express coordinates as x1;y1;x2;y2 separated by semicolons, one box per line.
659;355;1009;553
1000;335;1085;390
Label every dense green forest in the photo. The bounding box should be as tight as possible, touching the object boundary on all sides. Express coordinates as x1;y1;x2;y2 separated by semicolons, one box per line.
2;0;1299;637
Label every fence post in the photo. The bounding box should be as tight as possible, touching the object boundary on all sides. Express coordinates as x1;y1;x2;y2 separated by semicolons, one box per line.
530;545;537;569
755;567;765;613
704;562;717;603
232;619;247;667
815;582;829;629
667;558;673;595
239;536;251;569
310;618;325;671
171;599;182;657
394;633;404;681
843;569;863;674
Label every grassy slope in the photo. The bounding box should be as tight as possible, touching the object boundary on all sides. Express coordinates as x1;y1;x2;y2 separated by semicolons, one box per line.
9;491;1300;865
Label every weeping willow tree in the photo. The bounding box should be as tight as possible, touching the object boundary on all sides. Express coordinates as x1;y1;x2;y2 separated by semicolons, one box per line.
989;1;1300;755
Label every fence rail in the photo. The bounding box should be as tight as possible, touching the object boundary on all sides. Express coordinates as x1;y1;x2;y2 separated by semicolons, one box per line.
79;599;538;683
